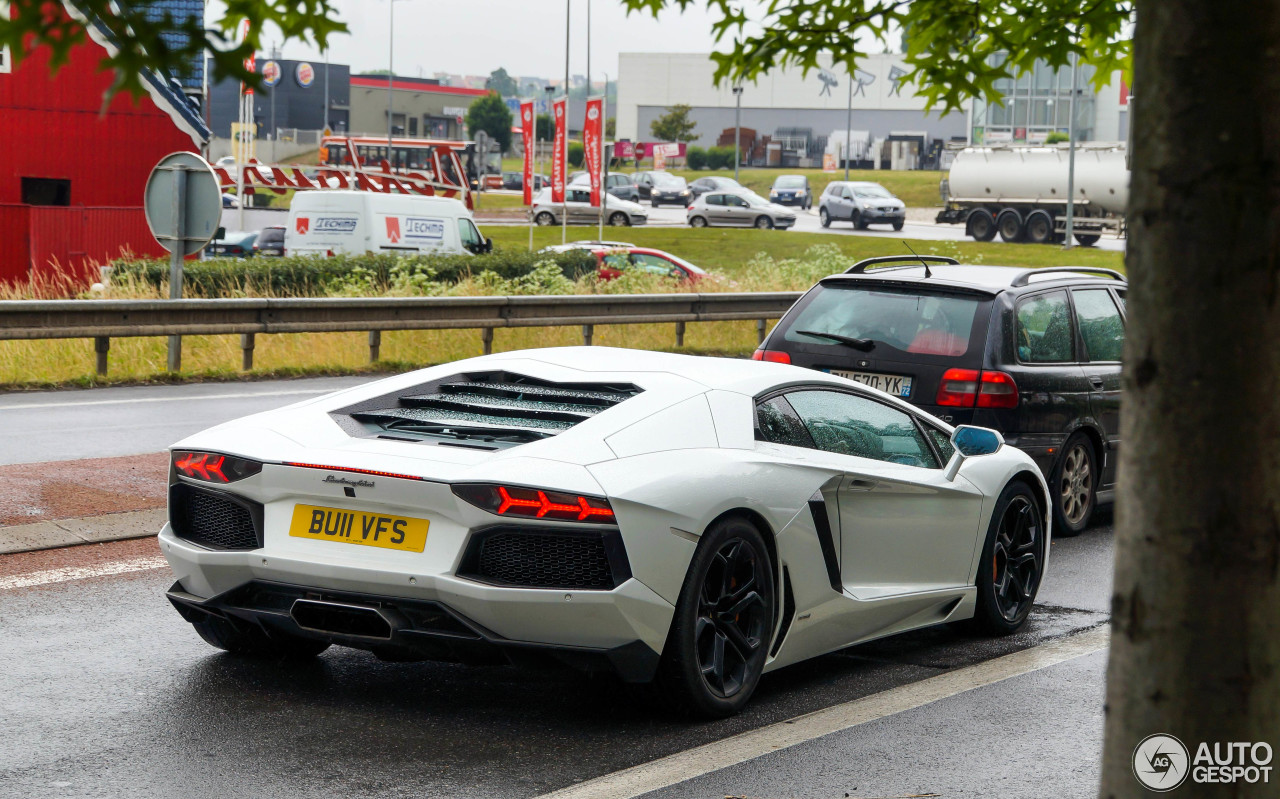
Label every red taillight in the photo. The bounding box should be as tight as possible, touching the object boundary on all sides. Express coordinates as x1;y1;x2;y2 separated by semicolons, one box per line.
453;484;616;524
977;370;1020;409
173;451;262;483
935;369;1019;409
936;368;980;407
751;350;792;364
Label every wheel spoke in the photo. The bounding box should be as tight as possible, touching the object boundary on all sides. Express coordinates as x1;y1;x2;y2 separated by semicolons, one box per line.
720;620;759;660
725;589;765;619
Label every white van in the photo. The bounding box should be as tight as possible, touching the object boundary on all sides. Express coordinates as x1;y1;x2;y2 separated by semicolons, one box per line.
284;191;491;257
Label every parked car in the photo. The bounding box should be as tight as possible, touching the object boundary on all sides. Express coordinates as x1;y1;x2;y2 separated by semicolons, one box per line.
567;173;641;203
634;172;691;206
502;172;550;192
770;175;812;209
252;225;286;257
529;187;648;227
538;241;707;282
689;176;742;200
207;230;258;258
161;347;1047;717
754;255;1127;536
285;191;491;257
819;181;906;230
687;190;797;229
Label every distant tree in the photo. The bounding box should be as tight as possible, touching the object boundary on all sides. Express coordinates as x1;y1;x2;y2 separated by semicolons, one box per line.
605;117;617;138
650;104;699;142
568;142;585;168
465;92;514;153
485;67;519;97
536;113;555;141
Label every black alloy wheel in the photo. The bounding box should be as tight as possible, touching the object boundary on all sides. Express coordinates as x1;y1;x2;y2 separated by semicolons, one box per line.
659;517;775;717
972;481;1046;635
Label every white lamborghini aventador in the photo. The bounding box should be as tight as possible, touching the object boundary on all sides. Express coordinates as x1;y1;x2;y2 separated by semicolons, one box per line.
160;347;1050;717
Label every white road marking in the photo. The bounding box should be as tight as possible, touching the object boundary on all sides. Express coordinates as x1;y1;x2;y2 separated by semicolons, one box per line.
534;625;1110;799
0;388;332;411
0;556;169;591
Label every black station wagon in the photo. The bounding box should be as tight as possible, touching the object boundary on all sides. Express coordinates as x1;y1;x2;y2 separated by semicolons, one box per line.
754;255;1126;536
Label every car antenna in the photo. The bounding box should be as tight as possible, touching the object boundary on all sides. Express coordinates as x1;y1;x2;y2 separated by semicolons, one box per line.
903;241;932;278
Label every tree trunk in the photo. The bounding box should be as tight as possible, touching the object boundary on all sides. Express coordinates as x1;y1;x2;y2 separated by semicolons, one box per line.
1100;2;1280;797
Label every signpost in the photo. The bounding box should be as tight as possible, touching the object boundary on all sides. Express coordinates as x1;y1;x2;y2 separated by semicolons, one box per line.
144;152;222;372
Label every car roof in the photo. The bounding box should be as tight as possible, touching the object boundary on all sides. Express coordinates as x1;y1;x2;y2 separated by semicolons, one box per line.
819;264;1127;295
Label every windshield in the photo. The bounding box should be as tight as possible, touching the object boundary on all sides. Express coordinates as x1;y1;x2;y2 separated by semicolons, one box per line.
853;185;893;199
654;175;686;188
742;192;772;207
781;284;984;357
775;176;805;189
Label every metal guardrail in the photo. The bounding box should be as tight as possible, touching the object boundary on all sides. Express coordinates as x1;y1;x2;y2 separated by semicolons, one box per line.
0;292;804;375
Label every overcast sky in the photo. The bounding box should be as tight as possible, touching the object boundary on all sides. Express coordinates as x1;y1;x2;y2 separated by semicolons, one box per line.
208;0;734;81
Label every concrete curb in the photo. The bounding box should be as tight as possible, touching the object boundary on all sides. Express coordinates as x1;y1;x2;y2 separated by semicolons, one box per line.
0;508;164;555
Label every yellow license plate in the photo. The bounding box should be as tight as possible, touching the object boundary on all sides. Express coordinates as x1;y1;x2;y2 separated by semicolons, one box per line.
289;504;428;552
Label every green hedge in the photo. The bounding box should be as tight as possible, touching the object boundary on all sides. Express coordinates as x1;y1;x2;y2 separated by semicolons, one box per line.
686;146;707;170
109;248;598;297
569;142;585;168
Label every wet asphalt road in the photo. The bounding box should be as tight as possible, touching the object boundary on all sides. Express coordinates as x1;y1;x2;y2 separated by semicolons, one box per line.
0;518;1114;799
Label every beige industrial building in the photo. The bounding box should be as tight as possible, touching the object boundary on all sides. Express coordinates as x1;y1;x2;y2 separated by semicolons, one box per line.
347;75;489;139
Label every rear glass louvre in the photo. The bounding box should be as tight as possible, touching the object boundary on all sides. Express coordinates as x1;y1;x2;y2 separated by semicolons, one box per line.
331;371;642;447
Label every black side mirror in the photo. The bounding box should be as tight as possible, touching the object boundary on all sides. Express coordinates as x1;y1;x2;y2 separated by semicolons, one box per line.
483;237;493;253
215;226;226;240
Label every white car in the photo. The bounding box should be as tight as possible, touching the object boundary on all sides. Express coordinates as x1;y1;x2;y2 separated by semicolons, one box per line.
529;187;648;227
161;347;1050;717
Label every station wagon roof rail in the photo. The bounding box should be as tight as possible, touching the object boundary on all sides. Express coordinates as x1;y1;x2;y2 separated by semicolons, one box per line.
1008;266;1126;287
845;255;961;274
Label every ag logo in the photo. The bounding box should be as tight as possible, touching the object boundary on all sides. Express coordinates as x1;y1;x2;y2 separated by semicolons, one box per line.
295;217;310;235
523;108;531;122
587;106;599;120
1134;734;1190;792
555;105;563;118
385;216;401;243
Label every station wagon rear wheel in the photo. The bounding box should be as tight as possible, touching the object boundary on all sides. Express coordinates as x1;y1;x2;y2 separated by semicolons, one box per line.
658;517;775;718
1052;436;1097;536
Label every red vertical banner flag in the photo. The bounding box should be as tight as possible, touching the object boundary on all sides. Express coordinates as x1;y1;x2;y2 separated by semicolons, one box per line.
551;97;568;204
520;101;536;205
583;97;604;206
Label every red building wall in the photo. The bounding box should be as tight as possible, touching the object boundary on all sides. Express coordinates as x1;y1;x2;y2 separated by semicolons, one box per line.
0;9;201;282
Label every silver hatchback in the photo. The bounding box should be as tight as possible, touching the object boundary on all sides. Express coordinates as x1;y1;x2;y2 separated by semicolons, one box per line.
686;190;797;230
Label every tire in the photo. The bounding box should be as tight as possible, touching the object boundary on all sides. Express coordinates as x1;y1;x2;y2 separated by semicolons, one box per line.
1051;435;1097;536
1024;210;1055;244
892;219;905;231
191;615;330;659
997;209;1024;242
967;208;997;242
609;212;630;227
1074;233;1101;247
689;215;709;228
657;516;776;718
853;211;868;230
534;211;556;226
755;216;774;230
971;481;1047;635
651;198;660;208
819;207;831;228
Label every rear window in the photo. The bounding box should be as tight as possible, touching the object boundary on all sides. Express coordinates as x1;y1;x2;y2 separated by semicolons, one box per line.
258;228;284;244
779;283;987;359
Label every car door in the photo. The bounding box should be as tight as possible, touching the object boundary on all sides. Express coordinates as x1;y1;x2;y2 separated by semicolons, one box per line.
1009;289;1093;447
724;194;751;226
778;388;985;597
1071;287;1125;488
703;193;728;225
636;173;652;200
567;189;594;223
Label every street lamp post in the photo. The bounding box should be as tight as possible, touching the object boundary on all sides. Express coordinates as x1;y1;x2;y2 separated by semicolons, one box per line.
844;63;854;180
732;86;743;181
1064;52;1079;249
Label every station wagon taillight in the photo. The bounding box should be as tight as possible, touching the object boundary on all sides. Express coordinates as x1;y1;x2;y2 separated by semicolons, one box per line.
751;349;792;364
936;369;1019;409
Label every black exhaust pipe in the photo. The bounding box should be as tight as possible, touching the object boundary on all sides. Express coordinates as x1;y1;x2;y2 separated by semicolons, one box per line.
290;599;395;639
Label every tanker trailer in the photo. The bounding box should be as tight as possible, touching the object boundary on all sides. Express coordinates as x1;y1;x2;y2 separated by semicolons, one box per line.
936;144;1128;245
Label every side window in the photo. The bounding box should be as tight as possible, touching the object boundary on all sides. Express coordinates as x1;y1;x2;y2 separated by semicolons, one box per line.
632;253;679;277
785;390;940;469
1113;288;1126;311
755;396;815;448
457;218;482;250
1073;289;1125;362
706;194;725;206
727;195;748;208
1016;290;1075;363
842;188;853;199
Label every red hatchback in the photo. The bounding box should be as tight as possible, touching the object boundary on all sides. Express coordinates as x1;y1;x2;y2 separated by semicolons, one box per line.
593;247;708;283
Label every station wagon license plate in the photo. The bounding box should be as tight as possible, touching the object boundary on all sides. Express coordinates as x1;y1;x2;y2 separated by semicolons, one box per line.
289;504;429;552
829;369;913;398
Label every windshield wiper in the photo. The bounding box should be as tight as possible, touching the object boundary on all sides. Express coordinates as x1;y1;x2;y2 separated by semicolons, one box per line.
796;330;876;351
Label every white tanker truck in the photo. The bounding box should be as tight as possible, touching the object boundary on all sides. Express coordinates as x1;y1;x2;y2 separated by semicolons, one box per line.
936;143;1129;245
